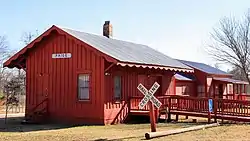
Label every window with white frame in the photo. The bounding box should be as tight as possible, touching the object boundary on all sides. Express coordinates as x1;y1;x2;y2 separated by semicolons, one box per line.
114;76;122;100
78;74;90;100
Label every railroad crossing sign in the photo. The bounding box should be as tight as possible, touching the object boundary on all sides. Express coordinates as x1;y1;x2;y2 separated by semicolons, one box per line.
137;82;162;109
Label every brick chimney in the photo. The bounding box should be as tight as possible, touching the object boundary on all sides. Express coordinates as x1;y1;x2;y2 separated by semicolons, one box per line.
103;21;113;38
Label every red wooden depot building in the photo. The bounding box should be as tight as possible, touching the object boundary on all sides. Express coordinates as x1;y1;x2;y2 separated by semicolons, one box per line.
4;22;194;124
174;60;249;100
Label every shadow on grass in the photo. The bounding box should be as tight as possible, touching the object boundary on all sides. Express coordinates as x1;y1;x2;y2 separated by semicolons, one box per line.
0;116;85;133
0;114;242;135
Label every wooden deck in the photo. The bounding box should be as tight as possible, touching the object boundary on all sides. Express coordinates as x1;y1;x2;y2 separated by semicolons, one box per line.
129;95;250;123
130;110;149;116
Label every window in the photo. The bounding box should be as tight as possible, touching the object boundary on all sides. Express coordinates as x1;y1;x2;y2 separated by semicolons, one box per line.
228;84;233;94
78;74;90;100
234;85;238;94
182;86;190;95
197;85;205;97
114;76;122;100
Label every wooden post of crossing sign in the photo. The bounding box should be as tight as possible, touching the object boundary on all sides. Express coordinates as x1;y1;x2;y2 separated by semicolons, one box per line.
137;82;162;132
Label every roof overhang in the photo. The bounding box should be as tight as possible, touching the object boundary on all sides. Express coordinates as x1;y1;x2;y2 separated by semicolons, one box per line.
3;25;117;69
3;26;59;69
213;77;249;85
174;73;194;81
3;25;195;73
117;62;194;73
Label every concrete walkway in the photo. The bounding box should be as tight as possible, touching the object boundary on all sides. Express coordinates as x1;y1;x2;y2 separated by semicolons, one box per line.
0;113;24;118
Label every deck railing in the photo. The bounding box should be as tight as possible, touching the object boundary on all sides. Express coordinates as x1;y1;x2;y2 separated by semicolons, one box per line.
129;96;150;111
129;94;250;120
169;95;209;113
215;99;250;116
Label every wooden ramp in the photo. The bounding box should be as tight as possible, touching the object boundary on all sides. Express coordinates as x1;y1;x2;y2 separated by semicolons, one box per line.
170;110;250;122
129;95;250;123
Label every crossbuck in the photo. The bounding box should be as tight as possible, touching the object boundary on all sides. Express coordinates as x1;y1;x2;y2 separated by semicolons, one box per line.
137;82;162;109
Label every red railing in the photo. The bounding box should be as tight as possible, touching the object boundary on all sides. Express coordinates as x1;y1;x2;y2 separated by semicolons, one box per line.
214;94;250;100
129;96;150;111
169;95;209;113
129;95;250;121
129;95;172;111
237;94;250;101
27;98;49;117
111;101;130;124
215;99;250;116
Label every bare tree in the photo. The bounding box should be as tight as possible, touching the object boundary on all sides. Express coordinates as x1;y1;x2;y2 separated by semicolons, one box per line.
19;31;38;96
12;30;38;114
208;10;250;83
229;66;247;81
2;31;38;124
214;63;220;69
0;36;10;93
21;30;38;45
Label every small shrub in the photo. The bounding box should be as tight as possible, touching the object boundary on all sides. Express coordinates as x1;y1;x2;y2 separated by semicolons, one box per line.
0;92;5;100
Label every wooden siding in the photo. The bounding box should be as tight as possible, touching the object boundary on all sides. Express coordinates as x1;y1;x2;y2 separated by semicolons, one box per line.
26;31;105;124
194;69;207;97
103;65;175;124
175;81;195;96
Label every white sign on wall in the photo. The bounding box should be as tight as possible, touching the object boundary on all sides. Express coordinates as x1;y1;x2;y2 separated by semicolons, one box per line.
52;53;72;59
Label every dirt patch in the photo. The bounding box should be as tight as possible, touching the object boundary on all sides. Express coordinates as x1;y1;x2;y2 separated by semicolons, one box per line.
0;99;5;106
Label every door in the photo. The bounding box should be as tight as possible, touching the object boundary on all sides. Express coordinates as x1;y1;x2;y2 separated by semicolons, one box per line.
218;84;224;99
148;76;162;96
36;73;49;110
137;75;162;96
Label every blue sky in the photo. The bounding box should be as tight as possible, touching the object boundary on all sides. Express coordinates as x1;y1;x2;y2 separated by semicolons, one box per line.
1;0;250;71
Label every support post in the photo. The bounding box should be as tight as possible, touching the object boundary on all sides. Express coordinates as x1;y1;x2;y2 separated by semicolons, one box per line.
104;63;115;72
240;84;242;95
149;102;156;132
176;114;179;121
221;100;224;124
208;112;211;123
233;84;235;100
155;108;159;123
128;97;131;113
167;97;172;122
214;99;217;123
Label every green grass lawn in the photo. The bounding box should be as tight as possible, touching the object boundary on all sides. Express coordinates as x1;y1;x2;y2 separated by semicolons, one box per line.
0;116;250;141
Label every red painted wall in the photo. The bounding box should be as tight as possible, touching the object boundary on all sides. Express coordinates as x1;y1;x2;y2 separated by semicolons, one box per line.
26;31;105;124
176;69;237;98
162;73;175;95
193;69;207;97
175;80;195;96
103;65;175;124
